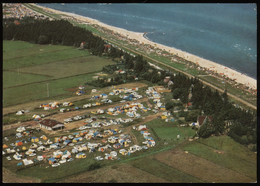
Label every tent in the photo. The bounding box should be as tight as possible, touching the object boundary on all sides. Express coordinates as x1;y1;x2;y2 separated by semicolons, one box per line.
23;131;30;136
31;137;39;143
23;159;33;166
76;152;86;159
16;133;23;138
72;137;83;143
22;146;27;151
15;140;23;146
119;149;128;155
63;140;71;145
16;126;26;132
48;158;57;165
42;135;48;141
113;143;121;149
3;144;8;149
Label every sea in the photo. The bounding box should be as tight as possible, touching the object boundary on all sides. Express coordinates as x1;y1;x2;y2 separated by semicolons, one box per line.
38;3;257;79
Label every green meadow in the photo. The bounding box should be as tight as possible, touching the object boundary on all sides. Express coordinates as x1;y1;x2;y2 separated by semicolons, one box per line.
3;40;115;107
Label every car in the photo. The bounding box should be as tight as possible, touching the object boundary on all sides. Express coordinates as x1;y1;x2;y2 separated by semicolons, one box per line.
52;163;60;167
67;158;74;162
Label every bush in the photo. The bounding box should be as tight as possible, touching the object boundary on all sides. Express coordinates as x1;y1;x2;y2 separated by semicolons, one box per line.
88;162;101;171
165;101;174;110
38;35;49;44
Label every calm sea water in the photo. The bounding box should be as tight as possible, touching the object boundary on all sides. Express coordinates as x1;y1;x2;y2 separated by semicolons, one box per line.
38;3;257;79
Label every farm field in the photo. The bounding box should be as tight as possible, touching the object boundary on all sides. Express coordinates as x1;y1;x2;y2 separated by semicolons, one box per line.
54;135;257;183
3;40;115;107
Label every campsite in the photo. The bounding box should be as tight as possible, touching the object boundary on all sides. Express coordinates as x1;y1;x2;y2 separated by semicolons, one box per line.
3;33;256;183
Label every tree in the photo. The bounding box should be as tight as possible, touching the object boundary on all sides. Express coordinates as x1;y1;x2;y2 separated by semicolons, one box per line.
197;117;215;138
38;35;49;44
165;101;174;110
186;110;200;122
212;114;225;135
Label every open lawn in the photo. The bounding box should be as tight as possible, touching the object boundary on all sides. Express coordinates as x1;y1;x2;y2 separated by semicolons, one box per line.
3;72;96;107
181;136;257;180
3;47;90;70
154;147;254;183
3;40;115;107
130;157;202;183
144;118;196;141
3;40;70;60
3;71;50;89
18;56;114;79
60;163;168;183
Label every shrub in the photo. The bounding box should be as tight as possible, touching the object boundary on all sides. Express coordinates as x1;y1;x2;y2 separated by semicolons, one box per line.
88;162;101;171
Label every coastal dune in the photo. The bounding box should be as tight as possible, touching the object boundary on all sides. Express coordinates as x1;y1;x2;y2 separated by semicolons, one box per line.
32;3;257;90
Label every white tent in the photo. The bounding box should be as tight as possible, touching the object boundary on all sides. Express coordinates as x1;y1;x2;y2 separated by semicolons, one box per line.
22;158;33;166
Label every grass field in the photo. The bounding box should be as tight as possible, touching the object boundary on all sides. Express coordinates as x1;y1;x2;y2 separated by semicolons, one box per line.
18;56;114;79
3;40;116;107
3;71;50;88
181;136;257;180
130;157;202;183
144;118;196;141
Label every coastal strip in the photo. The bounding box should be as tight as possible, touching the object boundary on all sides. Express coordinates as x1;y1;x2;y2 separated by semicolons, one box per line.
30;3;257;91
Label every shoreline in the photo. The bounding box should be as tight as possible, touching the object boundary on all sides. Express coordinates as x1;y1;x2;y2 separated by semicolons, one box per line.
32;3;257;90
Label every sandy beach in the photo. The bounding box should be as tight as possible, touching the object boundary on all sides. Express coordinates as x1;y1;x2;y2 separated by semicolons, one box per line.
32;3;257;90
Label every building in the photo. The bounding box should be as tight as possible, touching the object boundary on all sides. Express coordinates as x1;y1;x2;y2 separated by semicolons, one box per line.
197;116;213;126
39;119;64;131
104;44;111;52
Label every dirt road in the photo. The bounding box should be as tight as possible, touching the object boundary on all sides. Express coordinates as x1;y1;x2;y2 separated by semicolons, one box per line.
3;82;148;116
3;97;149;132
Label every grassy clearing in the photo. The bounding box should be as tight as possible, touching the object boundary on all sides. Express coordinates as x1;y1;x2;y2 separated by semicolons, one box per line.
3;40;116;107
3;40;70;60
3;72;96;107
19;56;114;79
3;108;58;125
131;157;202;183
3;71;50;89
3;40;36;53
4;47;90;70
181;136;256;179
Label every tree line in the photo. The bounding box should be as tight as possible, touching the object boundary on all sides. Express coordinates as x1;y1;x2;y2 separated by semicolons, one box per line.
3;17;105;55
167;73;256;149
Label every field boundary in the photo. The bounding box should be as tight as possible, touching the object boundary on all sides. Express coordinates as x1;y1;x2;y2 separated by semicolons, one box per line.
3;70;100;90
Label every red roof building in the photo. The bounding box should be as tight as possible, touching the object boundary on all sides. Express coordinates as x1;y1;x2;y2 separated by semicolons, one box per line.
197;116;213;126
39;119;64;131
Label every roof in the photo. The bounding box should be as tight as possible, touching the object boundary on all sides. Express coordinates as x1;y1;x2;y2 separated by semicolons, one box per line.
197;116;213;126
39;119;63;128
